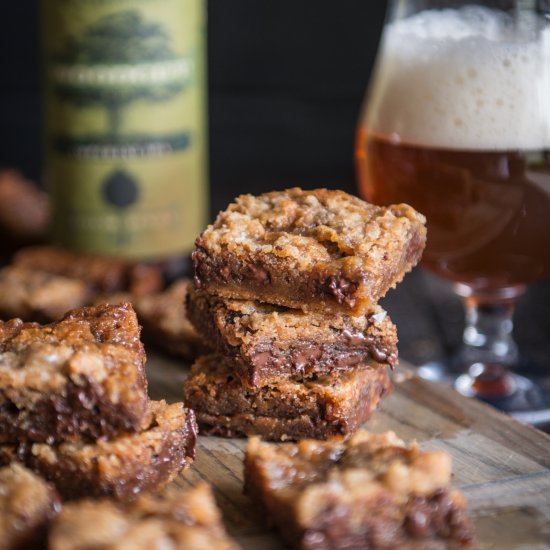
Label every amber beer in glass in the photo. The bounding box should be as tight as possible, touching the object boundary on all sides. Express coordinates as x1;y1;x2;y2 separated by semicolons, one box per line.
356;2;550;420
357;135;550;290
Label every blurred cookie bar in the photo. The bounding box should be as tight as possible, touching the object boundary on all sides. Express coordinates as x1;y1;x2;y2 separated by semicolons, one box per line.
245;432;474;549
0;170;48;252
0;463;60;550
0;266;90;322
14;245;162;296
48;483;237;550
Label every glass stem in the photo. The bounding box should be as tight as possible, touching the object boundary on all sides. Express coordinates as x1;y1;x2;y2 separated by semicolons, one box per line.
461;297;518;367
454;284;525;398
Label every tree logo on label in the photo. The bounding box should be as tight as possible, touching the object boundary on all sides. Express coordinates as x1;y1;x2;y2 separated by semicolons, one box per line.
52;10;190;153
102;169;140;245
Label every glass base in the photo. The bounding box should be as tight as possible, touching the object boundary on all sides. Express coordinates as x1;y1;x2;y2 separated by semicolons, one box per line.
416;359;550;428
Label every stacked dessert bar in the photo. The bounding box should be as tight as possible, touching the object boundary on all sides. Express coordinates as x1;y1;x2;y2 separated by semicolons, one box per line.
184;188;426;440
0;464;239;550
0;302;197;500
48;483;239;550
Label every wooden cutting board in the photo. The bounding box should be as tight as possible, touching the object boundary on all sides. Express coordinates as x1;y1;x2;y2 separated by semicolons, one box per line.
146;352;550;550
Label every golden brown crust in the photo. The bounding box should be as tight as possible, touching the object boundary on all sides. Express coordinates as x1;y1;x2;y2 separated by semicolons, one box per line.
48;483;238;550
193;188;426;314
3;401;197;502
0;303;149;444
184;354;392;441
245;433;474;549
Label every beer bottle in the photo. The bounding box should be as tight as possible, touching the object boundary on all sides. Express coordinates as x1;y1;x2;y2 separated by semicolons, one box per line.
41;0;208;263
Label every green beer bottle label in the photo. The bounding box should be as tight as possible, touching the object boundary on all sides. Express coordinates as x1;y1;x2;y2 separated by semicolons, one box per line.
42;0;207;260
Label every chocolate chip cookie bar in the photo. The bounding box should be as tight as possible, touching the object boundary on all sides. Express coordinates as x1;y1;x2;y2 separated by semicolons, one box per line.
14;245;162;296
1;401;197;501
134;279;208;360
96;280;208;360
193;188;426;314
245;432;474;549
0;303;149;444
183;354;392;441
0;266;90;322
0;464;60;550
48;483;237;550
187;285;397;387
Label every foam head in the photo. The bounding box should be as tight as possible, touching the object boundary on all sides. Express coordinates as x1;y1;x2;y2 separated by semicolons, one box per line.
366;6;550;150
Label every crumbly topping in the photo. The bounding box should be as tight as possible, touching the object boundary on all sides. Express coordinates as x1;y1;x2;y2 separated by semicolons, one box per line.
0;303;144;395
246;431;453;526
49;483;238;550
197;188;426;271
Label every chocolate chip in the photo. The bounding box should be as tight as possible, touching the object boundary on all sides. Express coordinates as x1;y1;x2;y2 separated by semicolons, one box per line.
247;264;271;285
219;265;231;281
327;276;357;305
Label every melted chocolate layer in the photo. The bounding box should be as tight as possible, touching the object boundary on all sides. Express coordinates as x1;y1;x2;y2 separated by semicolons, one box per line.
3;408;197;501
186;287;398;389
0;378;149;445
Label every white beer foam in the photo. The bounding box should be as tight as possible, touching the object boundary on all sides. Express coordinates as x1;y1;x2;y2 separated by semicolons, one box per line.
367;7;550;150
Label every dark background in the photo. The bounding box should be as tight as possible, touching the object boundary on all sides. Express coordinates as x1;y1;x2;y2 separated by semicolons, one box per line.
0;0;387;214
0;1;548;383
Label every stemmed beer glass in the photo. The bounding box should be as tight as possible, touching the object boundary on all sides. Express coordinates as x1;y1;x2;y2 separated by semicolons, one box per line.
356;0;550;422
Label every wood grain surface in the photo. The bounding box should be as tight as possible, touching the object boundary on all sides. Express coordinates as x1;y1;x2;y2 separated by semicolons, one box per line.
146;352;550;550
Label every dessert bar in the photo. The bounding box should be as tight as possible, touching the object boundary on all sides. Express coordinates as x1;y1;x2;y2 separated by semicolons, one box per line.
183;354;392;441
1;401;197;501
245;431;474;549
0;303;149;444
95;280;208;360
14;245;163;296
134;279;208;360
193;188;426;314
0;464;60;550
0;170;48;251
48;483;238;550
187;285;397;387
0;266;90;322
